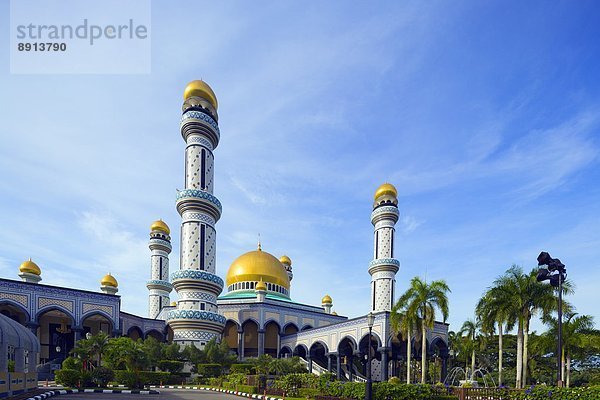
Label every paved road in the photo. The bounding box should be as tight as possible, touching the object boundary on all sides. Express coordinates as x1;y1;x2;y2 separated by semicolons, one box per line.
56;388;243;399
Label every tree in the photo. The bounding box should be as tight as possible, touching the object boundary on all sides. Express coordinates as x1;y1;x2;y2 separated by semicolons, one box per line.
545;312;595;387
458;319;481;380
71;338;94;370
390;302;420;384
397;276;450;384
89;332;110;367
476;284;516;386
492;265;572;388
104;337;149;372
203;338;236;366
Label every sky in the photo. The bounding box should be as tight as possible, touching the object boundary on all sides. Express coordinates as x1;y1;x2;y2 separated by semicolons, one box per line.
0;1;599;334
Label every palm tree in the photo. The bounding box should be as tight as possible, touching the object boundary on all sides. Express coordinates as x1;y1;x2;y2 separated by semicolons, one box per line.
545;312;594;387
458;319;480;380
90;332;110;367
71;338;94;370
390;302;420;383
476;284;516;387
493;265;572;388
397;277;450;384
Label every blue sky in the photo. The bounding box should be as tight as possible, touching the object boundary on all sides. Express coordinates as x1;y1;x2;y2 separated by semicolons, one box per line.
1;1;599;334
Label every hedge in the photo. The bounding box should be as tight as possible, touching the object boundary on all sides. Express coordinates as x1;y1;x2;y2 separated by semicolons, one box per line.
230;363;255;374
55;369;81;387
158;360;184;374
197;363;222;378
112;370;170;388
506;385;600;400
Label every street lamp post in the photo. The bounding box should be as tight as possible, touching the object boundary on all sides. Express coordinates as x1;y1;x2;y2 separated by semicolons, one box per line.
365;312;375;400
536;251;567;388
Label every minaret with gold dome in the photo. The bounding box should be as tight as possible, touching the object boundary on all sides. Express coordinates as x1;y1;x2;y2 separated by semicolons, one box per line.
147;220;173;319
369;183;400;312
167;80;226;347
19;258;42;283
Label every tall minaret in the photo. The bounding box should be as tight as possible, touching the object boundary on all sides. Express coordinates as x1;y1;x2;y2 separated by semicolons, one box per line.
368;183;400;312
147;220;173;319
167;80;225;347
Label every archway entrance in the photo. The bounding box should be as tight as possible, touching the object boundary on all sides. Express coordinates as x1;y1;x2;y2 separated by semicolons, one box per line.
242;320;258;358
223;320;239;355
81;313;112;337
37;308;75;364
264;321;280;357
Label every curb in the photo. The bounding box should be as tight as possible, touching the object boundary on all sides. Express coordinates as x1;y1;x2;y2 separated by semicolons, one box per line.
150;386;283;400
27;388;160;399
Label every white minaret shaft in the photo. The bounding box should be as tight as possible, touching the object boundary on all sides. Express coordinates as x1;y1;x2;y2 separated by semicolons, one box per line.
167;80;225;348
147;221;173;319
369;184;400;313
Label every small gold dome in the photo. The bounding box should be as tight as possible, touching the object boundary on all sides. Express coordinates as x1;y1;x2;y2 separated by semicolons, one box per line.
226;248;290;289
170;301;177;306
279;255;292;266
101;273;118;288
255;280;267;291
374;183;398;200
150;219;170;235
332;311;338;316
183;80;218;109
19;258;41;275
322;294;333;304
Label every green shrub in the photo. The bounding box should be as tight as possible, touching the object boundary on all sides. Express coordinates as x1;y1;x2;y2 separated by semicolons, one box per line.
157;360;184;374
388;376;401;385
139;371;170;385
114;370;142;389
62;357;82;371
91;366;114;387
299;388;321;399
208;376;224;386
227;372;247;386
55;369;81;387
230;363;255;374
506;385;600;400
198;363;222;378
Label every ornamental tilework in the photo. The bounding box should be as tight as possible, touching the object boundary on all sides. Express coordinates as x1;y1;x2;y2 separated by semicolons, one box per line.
0;292;28;306
187;136;214;151
182;213;215;226
181;111;220;135
171;270;223;287
370;206;399;221
173;330;219;341
176;189;222;211
149;238;172;250
182;292;216;303
82;303;113;315
38;297;73;312
167;309;226;324
369;258;400;268
146;280;173;289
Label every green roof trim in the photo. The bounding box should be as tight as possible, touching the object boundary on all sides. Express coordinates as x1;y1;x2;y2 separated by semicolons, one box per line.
218;290;295;303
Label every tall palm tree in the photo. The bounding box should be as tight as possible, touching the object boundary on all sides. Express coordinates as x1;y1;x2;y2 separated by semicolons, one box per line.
397;277;450;384
493;265;572;388
458;319;479;380
476;284;516;387
90;332;110;366
544;312;594;387
390;302;420;384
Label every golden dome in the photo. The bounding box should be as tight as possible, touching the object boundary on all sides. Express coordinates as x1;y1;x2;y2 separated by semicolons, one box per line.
19;258;41;275
170;301;177;306
279;255;292;266
322;294;333;304
255;280;267;291
226;248;290;289
183;80;218;109
332;311;338;316
150;219;170;235
101;273;118;288
374;183;398;200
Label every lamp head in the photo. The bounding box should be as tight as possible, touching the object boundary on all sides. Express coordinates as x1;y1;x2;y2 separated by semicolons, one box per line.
366;312;375;328
537;251;552;266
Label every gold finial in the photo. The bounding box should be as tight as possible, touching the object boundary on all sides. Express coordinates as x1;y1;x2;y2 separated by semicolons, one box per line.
257;233;262;251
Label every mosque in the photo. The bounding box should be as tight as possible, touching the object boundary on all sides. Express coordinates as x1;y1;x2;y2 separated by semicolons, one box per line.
0;81;448;395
